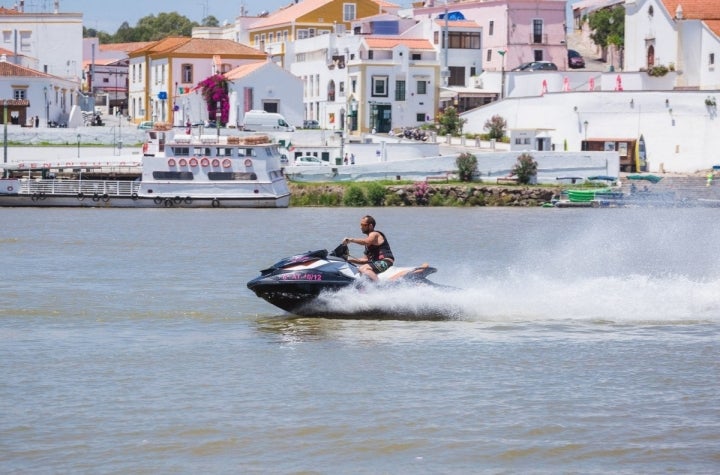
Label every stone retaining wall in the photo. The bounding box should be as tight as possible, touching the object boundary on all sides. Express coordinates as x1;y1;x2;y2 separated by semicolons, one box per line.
289;183;561;207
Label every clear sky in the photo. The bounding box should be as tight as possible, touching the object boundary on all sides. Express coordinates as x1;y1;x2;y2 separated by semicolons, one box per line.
52;0;414;34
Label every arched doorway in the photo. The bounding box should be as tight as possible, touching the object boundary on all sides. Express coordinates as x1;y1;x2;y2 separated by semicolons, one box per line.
647;44;655;69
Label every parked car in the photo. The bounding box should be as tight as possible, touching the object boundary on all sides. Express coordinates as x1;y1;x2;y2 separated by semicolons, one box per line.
512;61;558;71
137;121;154;130
568;49;585;69
294;155;328;166
303;119;320;129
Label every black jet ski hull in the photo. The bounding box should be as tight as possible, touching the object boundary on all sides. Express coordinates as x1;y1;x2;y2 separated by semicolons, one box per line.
247;273;354;314
247;247;442;316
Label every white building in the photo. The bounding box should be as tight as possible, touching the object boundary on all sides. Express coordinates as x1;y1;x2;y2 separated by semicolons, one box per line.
624;0;720;90
0;2;82;80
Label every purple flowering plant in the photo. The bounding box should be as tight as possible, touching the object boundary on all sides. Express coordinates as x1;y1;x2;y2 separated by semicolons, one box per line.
199;74;230;125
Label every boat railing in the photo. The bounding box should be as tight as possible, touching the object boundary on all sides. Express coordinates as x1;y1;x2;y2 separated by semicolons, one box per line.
20;179;140;196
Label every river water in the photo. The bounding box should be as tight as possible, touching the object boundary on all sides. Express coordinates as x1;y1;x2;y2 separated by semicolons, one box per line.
1;207;718;473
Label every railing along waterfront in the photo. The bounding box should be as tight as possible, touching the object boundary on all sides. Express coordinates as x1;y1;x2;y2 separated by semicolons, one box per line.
19;179;140;197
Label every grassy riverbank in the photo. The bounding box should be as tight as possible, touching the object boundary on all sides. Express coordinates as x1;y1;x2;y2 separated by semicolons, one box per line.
289;181;563;207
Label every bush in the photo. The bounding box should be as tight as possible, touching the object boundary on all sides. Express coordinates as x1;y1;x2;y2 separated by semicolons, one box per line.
413;181;430;205
342;185;367;206
647;65;669;77
456;152;478;182
511;153;538;184
483;114;507;140
366;182;387;206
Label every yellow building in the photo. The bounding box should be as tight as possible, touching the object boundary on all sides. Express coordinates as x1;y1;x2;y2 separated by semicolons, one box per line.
128;37;266;124
248;0;397;65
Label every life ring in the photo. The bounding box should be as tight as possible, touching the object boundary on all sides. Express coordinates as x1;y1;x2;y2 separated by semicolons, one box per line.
173;196;182;204
164;199;173;207
92;193;100;202
153;196;163;205
222;159;232;168
77;192;84;201
31;193;39;201
211;158;220;167
6;185;13;192
131;192;138;200
211;198;220;208
179;158;188;167
201;157;210;167
102;193;110;202
184;196;192;204
189;157;198;167
167;158;176;167
244;158;253;167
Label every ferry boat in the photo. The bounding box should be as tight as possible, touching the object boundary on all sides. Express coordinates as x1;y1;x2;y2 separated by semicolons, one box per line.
0;131;290;208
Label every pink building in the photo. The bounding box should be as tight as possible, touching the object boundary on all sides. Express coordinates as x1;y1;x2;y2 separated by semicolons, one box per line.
415;0;568;71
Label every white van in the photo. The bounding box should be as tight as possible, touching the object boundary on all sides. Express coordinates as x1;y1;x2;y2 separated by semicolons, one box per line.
242;110;295;132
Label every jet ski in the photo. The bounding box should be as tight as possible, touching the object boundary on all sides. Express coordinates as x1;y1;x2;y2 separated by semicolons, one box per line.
246;244;441;315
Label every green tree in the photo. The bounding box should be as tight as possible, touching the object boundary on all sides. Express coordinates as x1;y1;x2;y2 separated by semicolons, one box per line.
202;15;220;27
483;114;507;140
588;6;625;49
87;13;200;43
437;106;465;136
456;152;478;182
135;12;197;40
511;153;538;185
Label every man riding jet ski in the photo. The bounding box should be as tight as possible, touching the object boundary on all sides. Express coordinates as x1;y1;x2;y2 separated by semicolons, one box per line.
343;215;394;282
246;242;439;315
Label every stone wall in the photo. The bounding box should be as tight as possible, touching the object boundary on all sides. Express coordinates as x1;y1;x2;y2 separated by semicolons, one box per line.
289;182;561;207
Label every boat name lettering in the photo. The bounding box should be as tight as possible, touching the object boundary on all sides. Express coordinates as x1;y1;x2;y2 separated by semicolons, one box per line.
279;273;323;281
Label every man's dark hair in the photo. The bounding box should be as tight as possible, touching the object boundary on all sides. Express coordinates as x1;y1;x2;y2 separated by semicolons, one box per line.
363;215;376;227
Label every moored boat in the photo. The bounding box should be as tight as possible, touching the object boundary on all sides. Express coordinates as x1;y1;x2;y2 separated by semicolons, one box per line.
0;130;290;208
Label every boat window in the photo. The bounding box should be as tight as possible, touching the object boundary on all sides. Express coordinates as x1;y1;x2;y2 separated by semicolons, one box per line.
172;147;191;157
216;147;234;157
208;172;257;181
194;147;212;156
244;148;256;157
152;171;194;180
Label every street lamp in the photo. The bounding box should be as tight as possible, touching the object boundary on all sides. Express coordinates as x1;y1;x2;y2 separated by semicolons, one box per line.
77;133;81;158
583;120;589;149
43;86;49;127
216;101;221;140
498;50;506;99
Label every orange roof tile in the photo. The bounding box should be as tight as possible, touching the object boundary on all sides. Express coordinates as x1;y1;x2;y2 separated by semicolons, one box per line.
0;59;52;78
100;42;154;54
364;37;434;49
251;0;394;29
250;0;334;29
0;7;21;15
129;37;265;59
705;19;720;38
660;0;720;20
225;60;268;80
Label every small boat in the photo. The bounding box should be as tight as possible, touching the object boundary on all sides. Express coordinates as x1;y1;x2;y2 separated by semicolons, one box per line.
0;130;290;208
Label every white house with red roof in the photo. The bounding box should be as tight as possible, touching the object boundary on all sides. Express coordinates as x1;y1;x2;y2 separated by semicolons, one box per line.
624;0;720;89
0;55;78;126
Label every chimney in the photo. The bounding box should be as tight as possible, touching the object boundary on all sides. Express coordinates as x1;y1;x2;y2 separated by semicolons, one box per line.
675;4;683;20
